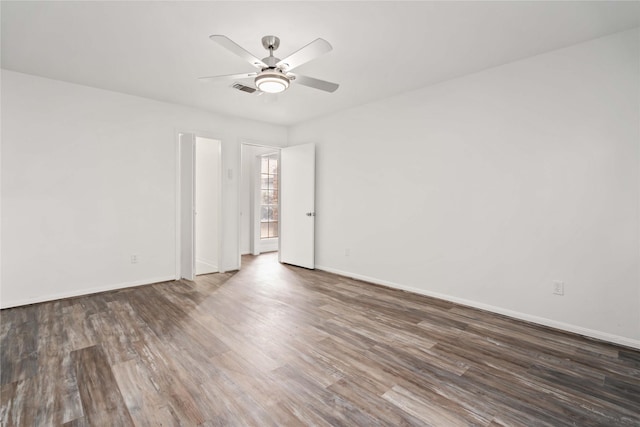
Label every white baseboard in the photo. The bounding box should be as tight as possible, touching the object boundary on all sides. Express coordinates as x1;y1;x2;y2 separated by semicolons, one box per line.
316;265;640;350
196;259;218;275
0;275;176;309
259;238;279;253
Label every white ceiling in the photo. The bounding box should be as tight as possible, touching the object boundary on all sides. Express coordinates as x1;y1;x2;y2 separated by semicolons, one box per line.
2;1;639;126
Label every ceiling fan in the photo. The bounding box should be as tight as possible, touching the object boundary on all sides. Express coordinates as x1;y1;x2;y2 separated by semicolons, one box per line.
200;35;339;94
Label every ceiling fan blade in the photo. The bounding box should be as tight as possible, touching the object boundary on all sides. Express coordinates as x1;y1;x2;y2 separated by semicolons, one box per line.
293;74;339;93
198;72;257;82
276;38;332;71
209;35;267;69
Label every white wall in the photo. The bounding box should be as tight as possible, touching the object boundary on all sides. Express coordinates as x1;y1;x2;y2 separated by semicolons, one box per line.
195;136;220;275
1;70;287;307
289;29;640;347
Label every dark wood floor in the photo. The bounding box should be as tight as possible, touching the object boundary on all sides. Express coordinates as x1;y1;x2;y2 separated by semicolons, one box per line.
1;253;639;426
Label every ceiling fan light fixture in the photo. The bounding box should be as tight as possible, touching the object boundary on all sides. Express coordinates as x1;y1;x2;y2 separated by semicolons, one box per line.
255;71;290;93
205;35;338;94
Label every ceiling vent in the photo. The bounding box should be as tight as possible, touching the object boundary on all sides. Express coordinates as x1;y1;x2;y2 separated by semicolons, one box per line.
232;83;258;94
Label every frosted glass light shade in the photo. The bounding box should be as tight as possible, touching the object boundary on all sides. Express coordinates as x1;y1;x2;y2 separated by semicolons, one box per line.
255;72;290;93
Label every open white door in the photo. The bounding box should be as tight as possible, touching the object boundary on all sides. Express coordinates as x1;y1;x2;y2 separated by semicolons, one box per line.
179;133;196;280
279;143;315;269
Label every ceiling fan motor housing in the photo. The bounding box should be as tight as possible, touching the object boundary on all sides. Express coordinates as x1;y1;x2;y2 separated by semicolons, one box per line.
261;35;280;51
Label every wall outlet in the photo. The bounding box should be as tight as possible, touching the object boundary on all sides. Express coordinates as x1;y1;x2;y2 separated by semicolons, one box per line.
131;254;138;264
345;248;350;257
553;281;564;296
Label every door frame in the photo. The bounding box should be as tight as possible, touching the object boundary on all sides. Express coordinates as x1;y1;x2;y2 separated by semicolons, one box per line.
239;140;282;269
175;131;223;280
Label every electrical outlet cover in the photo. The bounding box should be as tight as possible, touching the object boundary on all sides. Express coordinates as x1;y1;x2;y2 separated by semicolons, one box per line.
553;281;564;295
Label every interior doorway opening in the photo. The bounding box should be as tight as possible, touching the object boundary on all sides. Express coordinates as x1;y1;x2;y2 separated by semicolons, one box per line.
195;136;221;275
177;133;222;281
239;142;316;271
258;153;279;252
240;143;281;263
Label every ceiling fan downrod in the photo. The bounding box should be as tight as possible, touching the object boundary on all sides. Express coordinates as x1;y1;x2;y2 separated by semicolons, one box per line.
261;35;281;68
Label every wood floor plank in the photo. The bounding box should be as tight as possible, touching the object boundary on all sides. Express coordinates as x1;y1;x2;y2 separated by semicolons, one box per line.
131;336;209;425
110;358;181;426
1;306;39;386
62;303;97;352
71;345;134;426
364;343;499;424
272;363;383;427
382;385;478;427
327;378;426;427
2;252;639;425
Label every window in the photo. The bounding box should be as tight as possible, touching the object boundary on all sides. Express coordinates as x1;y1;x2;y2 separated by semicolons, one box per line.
260;154;278;239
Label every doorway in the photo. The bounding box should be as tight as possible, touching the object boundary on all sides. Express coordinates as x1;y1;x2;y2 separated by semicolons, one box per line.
177;133;222;280
195;137;221;275
240;142;316;270
240;143;281;260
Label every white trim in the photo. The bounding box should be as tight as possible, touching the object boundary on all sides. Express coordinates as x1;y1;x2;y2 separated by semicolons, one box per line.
196;257;218;268
259;237;279;253
196;259;218;275
316;264;640;350
0;276;176;309
175;132;181;280
211;136;223;274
